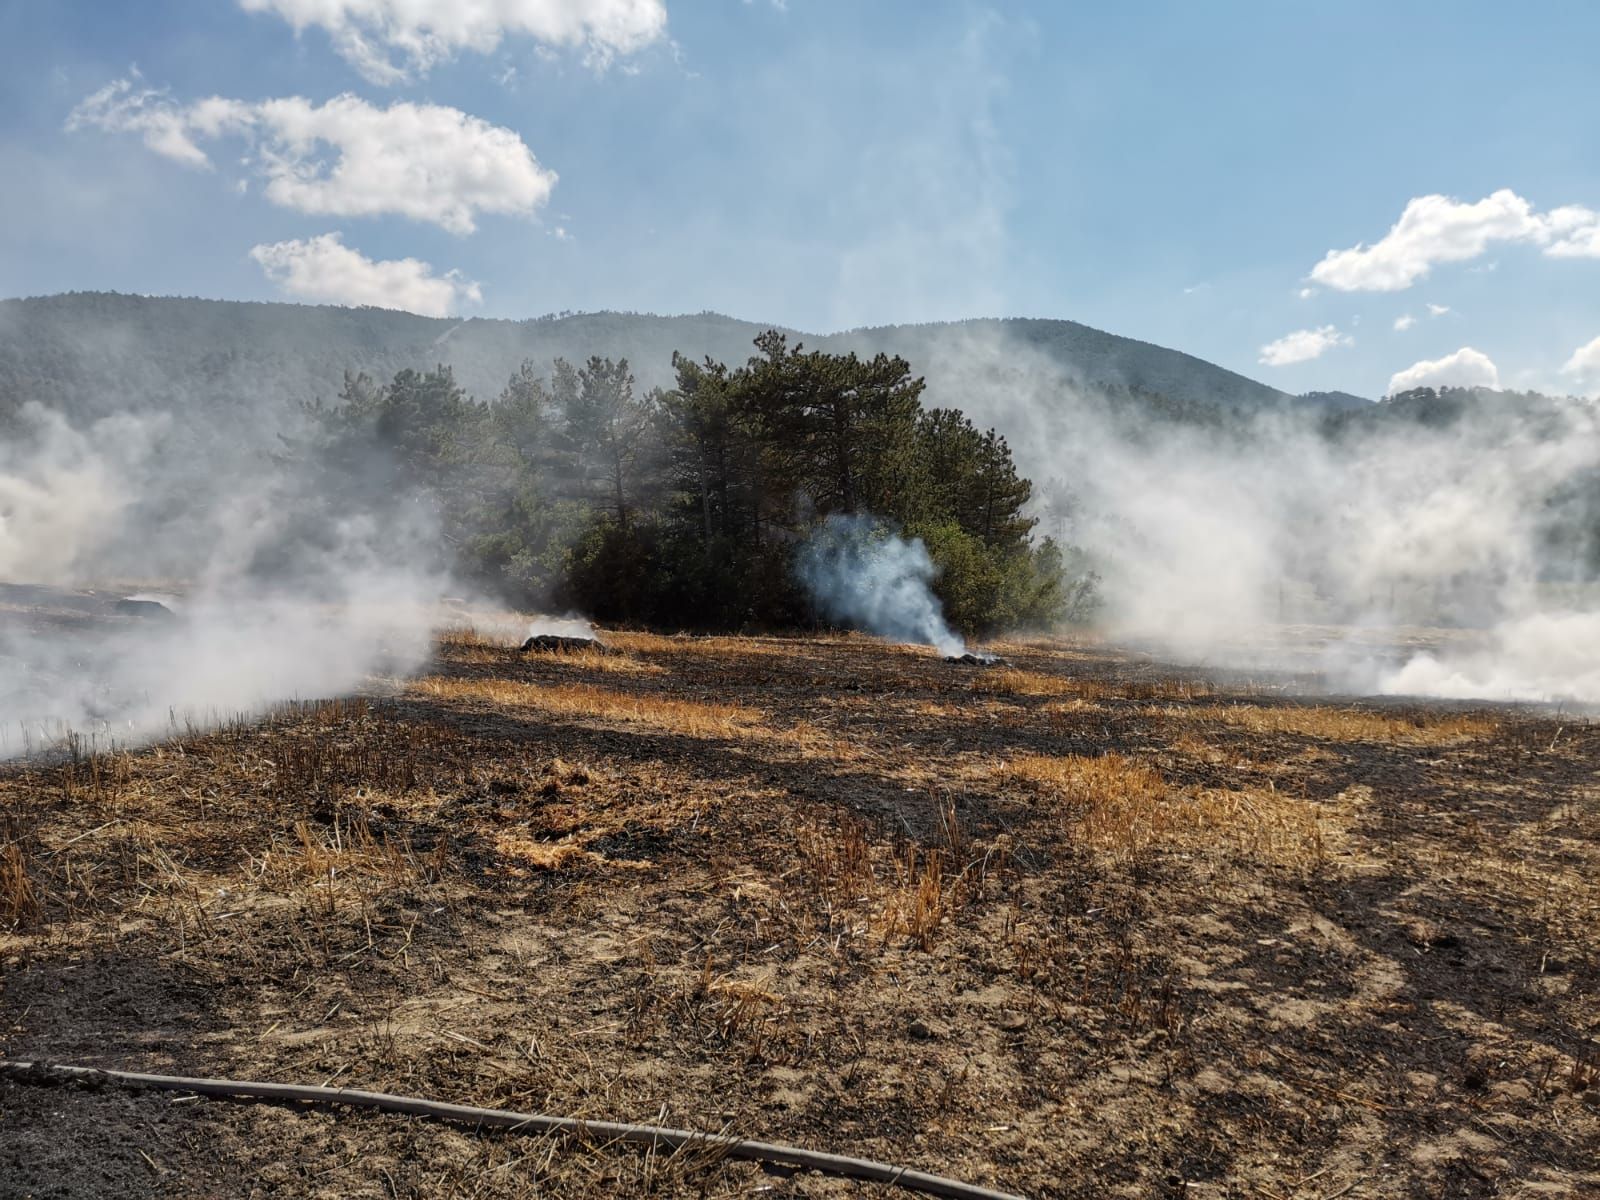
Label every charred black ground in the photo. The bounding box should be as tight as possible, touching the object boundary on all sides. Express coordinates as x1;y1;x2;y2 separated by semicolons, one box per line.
1;623;1596;1198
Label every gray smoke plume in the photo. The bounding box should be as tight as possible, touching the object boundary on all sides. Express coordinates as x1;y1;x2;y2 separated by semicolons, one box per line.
795;513;967;656
897;325;1600;703
0;398;448;757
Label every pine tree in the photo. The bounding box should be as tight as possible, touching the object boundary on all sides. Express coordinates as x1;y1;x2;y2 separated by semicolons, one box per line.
555;356;649;529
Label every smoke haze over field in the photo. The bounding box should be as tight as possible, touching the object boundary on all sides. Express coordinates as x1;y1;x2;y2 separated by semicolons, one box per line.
0;398;448;756
913;325;1600;702
6;296;1600;732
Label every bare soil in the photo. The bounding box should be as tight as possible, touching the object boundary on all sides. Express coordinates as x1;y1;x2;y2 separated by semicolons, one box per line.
2;627;1597;1198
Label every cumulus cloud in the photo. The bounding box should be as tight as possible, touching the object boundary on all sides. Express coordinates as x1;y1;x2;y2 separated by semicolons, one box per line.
1542;206;1600;258
69;81;556;233
1258;325;1351;367
1427;302;1451;317
1393;314;1416;332
1562;335;1600;381
1388;347;1500;396
239;0;668;83
1310;189;1600;292
65;75;246;168
250;233;481;316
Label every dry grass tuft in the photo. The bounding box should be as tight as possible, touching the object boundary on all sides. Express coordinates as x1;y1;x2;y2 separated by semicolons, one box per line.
767;719;872;763
796;818;874;915
881;845;951;950
59;742;132;805
265;811;447;892
1177;703;1498;744
602;631;797;659
492;831;589;873
792;816;988;951
266;722;446;802
411;676;762;737
1003;752;1326;864
438;625;502;650
0;827;39;928
1166;729;1337;771
1123;677;1217;701
267;696;373;726
441;633;659;672
971;668;1093;698
1005;754;1166;856
702;971;788;1045
439;628;663;675
1184;786;1328;866
972;669;1215;704
551;645;665;675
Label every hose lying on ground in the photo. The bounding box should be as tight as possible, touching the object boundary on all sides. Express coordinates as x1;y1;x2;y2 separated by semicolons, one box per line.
0;1061;1026;1200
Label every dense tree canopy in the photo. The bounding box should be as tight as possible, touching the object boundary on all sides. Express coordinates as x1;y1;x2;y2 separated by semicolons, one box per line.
302;332;1078;636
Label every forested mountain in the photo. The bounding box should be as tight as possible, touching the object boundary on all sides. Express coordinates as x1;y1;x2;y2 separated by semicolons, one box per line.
8;290;1599;635
1299;389;1373;411
0;292;1294;430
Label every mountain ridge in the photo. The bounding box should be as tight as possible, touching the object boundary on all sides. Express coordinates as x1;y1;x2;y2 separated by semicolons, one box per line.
0;291;1316;429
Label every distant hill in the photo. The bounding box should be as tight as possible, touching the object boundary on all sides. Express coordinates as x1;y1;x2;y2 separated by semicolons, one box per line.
0;293;1294;434
822;317;1293;414
1299;389;1372;411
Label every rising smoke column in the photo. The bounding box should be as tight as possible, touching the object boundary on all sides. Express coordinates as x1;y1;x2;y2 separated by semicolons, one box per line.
795;513;966;656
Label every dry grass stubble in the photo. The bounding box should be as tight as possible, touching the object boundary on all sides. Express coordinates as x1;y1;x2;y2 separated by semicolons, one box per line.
1003;752;1329;865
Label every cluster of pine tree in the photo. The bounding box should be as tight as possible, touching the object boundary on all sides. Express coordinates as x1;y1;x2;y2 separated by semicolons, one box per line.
300;332;1079;636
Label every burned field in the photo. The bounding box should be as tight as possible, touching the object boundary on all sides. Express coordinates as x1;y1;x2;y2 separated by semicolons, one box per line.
2;629;1597;1198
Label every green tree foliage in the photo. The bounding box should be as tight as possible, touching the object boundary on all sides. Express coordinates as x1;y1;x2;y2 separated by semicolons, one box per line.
554;356;652;529
738;331;927;522
456;364;586;600
912;410;1036;545
302;333;1091;635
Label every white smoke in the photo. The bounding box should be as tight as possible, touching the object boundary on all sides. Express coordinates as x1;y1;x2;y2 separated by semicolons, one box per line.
795;513;967;657
526;614;597;640
897;325;1600;704
0;399;448;757
0;404;162;585
1379;611;1600;702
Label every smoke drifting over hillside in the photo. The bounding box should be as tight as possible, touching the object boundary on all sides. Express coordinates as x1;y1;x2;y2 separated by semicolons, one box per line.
918;326;1600;702
0;399;446;757
7;297;1600;731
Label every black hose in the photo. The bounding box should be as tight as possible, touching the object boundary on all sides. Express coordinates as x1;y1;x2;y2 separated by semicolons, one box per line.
0;1061;1026;1200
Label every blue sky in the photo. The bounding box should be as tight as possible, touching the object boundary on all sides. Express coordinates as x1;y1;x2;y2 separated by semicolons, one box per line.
4;0;1599;399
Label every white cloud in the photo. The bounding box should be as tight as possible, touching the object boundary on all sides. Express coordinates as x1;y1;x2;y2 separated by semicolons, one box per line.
1546;226;1600;258
1297;286;1316;300
69;81;556;234
1543;205;1600;258
1309;189;1600;292
1258;325;1351;367
1426;302;1451;317
1393;314;1416;332
1388;347;1500;395
65;75;246;168
250;233;481;316
1562;335;1600;380
239;0;668;83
